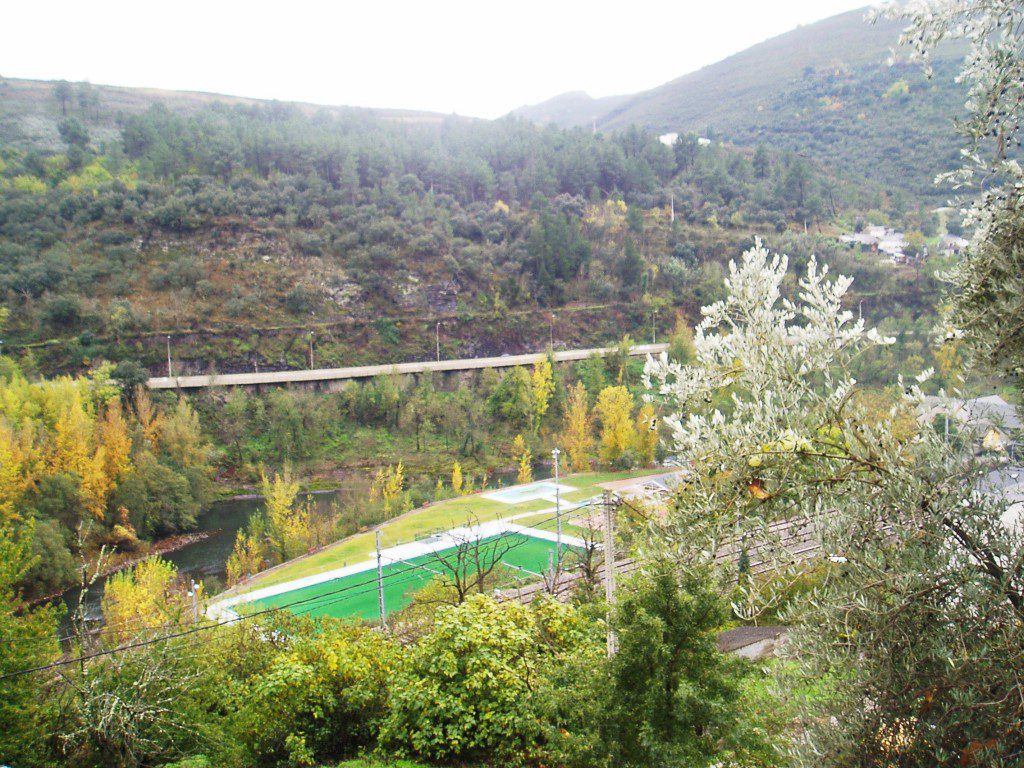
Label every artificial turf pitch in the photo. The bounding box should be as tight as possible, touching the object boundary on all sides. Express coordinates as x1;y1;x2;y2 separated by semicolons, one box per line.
244;532;565;620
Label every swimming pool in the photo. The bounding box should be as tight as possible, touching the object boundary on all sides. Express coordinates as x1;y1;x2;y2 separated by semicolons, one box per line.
483;481;577;504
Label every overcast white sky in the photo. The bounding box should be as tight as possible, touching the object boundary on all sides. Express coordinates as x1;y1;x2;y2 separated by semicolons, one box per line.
4;1;870;119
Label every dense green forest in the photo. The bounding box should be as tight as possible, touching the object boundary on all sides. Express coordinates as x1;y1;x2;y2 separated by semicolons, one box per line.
515;9;967;201
0;78;932;378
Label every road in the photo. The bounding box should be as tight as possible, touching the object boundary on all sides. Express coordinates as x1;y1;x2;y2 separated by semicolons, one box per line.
148;343;670;390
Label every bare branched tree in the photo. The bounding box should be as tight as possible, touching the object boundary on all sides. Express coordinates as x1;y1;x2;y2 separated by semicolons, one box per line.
425;515;530;604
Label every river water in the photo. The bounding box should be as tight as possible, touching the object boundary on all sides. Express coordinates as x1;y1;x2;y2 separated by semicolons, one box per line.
58;466;531;633
58;491;340;632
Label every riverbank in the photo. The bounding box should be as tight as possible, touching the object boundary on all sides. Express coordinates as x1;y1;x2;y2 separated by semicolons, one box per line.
32;530;217;606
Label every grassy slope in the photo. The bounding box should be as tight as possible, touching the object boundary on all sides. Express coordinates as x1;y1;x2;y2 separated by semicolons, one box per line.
229;470;653;593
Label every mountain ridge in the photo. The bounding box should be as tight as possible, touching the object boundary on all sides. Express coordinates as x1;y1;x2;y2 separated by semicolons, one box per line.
509;90;629;129
508;8;966;196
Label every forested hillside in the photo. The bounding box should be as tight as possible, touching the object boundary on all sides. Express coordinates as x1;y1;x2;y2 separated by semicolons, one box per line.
514;9;967;199
0;78;915;378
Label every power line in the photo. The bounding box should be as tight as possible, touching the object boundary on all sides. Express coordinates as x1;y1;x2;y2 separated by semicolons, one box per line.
2;511;577;679
0;563;420;681
70;515;571;645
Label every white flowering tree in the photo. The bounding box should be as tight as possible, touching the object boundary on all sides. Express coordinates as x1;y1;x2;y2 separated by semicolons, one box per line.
643;239;905;603
645;241;1024;766
878;0;1024;374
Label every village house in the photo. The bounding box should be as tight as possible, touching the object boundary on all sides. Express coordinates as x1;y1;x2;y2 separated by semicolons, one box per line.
839;223;909;262
938;233;969;254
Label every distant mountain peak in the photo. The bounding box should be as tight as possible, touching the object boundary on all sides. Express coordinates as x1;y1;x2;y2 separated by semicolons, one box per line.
509;7;964;195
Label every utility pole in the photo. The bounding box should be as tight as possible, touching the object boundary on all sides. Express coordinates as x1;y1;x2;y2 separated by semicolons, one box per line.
548;550;555;594
549;313;555;350
652;308;658;345
670;191;675;223
189;579;200;623
376;530;387;631
308;332;315;369
552;447;562;568
166;335;173;378
436;322;441;362
603;491;617;657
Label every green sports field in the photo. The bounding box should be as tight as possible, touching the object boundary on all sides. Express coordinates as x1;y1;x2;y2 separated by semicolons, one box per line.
243;532;567;621
229;470;659;595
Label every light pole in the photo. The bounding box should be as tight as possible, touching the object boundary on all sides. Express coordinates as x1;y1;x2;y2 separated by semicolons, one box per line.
166;335;172;378
436;322;441;362
308;331;315;369
652;307;658;345
552;447;562;569
549;313;555;350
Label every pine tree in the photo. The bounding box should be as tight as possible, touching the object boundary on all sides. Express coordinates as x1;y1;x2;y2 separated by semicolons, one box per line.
617;237;643;288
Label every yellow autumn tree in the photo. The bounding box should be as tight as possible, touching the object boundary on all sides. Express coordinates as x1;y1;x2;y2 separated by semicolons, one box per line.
80;448;114;523
101;557;193;642
49;391;92;478
98;400;132;484
451;461;464;495
0;420;35;524
370;463;408;516
262;467;310;562
531;357;554;434
50;393;112;520
512;434;533;484
934;340;964;388
634;401;658;467
133;386;163;448
561;382;594;473
596;386;636;465
226;526;267;586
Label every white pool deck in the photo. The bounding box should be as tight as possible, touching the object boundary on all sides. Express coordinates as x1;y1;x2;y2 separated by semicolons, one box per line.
482;481;580;504
206;517;592;621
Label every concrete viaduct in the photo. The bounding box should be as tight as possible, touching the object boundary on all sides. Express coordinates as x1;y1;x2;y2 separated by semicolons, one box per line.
148;343;671;390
